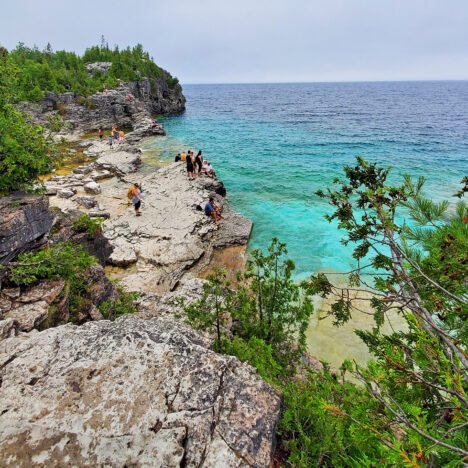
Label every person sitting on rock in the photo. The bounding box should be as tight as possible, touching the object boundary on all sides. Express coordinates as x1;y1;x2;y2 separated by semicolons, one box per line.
204;197;223;224
204;161;216;178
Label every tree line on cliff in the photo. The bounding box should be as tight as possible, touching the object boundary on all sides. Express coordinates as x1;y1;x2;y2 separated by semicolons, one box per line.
0;40;180;193
5;40;179;102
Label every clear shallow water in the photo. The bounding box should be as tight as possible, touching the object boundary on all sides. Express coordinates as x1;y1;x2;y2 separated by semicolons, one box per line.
147;82;468;277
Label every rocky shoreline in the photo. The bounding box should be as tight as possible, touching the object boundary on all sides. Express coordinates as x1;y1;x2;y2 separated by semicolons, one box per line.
43;129;253;294
0;88;282;466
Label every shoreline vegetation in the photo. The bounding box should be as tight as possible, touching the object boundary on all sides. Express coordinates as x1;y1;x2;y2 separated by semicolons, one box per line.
0;42;467;466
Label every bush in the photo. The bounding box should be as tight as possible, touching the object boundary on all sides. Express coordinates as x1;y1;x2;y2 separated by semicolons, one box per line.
72;213;103;236
166;76;179;89
98;286;139;320
9;242;96;286
0;49;58;193
8;42;172;100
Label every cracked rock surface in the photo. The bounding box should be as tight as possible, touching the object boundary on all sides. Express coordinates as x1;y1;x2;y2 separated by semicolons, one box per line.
0;315;280;467
104;163;252;293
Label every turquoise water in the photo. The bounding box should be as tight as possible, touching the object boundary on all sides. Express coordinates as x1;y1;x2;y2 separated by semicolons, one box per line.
146;82;468;278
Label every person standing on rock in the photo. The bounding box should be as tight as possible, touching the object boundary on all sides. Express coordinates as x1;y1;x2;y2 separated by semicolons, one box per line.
195;150;203;177
119;130;125;144
186;150;195;180
98;127;103;140
129;183;142;216
103;83;108;96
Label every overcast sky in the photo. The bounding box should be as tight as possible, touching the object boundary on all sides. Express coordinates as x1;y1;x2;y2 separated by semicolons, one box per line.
1;0;468;84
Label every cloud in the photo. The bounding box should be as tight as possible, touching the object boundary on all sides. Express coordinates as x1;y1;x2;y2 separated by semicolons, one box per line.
1;0;468;83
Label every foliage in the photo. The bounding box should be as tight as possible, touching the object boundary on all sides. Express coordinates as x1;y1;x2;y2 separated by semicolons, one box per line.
9;242;96;286
182;166;468;465
72;213;104;236
0;48;59;193
310;157;468;465
98;286;139;321
184;238;313;368
6;41;179;101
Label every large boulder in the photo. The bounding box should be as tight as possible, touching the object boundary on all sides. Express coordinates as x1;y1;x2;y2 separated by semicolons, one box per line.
0;315;281;467
0;195;54;265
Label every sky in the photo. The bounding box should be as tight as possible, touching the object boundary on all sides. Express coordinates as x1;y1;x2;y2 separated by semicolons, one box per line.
1;0;468;84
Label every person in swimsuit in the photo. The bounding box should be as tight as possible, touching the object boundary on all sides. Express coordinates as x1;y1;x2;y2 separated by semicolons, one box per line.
186;150;195;179
195;150;203;177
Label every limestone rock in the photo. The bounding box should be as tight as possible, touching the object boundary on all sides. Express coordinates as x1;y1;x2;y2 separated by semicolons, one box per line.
0;315;281;467
84;181;102;195
2;280;65;332
136;277;206;320
19;78;185;131
104;163;252;294
57;187;76;198
0;195;54;264
4;301;50;332
73;165;93;175
93;150;141;176
75;196;98;209
0;318;19;340
85;61;112;74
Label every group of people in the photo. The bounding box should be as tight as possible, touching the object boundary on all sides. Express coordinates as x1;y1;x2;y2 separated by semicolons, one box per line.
98;125;125;148
175;150;216;179
126;181;223;224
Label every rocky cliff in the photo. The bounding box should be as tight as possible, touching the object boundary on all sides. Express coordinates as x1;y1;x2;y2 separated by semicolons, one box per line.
0;78;283;466
19;74;185;134
0;195;54;266
0;315;280;467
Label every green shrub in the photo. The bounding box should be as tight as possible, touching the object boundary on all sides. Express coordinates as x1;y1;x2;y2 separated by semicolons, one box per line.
9;242;96;286
98;286;139;320
0;49;58;193
166;76;179;89
72;213;104;236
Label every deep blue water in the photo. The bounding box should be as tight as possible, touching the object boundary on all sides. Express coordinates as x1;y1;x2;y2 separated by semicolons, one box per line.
146;82;468;278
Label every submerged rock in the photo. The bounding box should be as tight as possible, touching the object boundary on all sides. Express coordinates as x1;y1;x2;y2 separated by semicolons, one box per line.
0;315;280;467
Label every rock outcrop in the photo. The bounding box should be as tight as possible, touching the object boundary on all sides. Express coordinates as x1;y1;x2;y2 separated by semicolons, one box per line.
103;163;253;293
0;264;117;331
19;78;185;134
0;195;54;265
0;315;281;467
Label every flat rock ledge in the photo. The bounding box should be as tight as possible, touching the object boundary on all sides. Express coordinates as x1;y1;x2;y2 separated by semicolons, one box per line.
0;315;280;467
104;163;253;293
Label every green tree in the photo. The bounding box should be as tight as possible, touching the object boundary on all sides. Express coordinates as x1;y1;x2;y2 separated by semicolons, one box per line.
0;48;57;193
310;158;468;465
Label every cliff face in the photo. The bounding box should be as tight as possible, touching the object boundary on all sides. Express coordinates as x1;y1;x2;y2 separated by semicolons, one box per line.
18;72;185;133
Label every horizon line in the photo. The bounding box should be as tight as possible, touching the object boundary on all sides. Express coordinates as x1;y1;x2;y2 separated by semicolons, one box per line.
181;78;468;86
